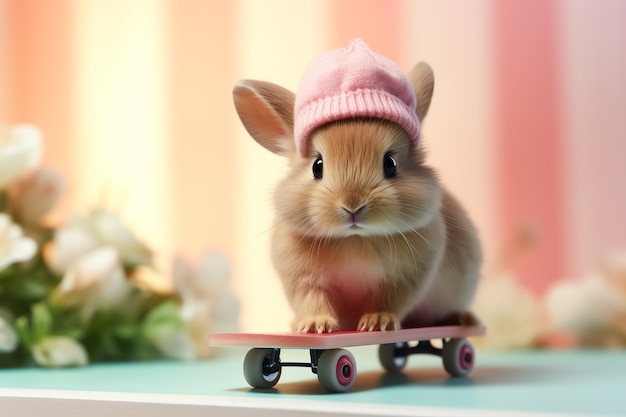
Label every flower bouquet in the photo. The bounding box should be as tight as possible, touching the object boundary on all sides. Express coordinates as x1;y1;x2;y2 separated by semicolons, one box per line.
0;124;239;367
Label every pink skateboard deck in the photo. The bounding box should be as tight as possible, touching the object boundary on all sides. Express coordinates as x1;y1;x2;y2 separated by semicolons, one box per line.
210;325;486;349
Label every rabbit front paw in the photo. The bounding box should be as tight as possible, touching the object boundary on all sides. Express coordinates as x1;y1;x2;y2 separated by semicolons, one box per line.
357;312;399;332
294;315;339;333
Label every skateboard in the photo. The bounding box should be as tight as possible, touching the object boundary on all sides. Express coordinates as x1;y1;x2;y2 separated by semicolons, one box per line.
210;325;486;392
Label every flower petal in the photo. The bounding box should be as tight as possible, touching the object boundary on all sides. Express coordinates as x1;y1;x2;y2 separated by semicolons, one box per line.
0;124;42;189
90;209;152;266
47;226;100;274
0;316;18;353
10;168;63;225
59;246;119;293
0;213;37;271
32;337;88;368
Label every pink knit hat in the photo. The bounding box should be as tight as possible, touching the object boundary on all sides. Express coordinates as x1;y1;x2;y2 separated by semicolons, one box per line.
294;39;420;156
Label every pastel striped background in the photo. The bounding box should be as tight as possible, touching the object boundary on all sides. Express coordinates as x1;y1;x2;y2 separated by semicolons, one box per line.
1;0;625;331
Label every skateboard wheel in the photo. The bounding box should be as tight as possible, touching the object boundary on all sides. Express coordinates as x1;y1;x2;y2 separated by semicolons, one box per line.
378;342;408;373
442;338;475;377
317;349;357;392
243;348;281;388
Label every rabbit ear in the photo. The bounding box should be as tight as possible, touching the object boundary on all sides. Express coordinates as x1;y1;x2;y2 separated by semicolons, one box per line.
233;80;295;156
407;62;435;122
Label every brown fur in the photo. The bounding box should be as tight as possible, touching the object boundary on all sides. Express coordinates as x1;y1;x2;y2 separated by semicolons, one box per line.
233;63;482;333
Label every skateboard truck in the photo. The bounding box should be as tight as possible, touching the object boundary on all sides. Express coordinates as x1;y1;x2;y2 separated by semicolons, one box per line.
379;338;475;377
245;347;357;392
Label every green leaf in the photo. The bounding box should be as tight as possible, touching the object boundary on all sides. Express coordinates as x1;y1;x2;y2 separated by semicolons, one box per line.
112;322;137;340
31;303;53;341
2;272;52;302
14;316;33;348
14;303;55;349
0;264;15;281
145;300;182;323
101;333;119;357
142;300;183;334
59;327;84;340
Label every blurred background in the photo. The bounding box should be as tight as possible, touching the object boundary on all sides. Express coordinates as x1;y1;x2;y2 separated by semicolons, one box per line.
1;0;625;336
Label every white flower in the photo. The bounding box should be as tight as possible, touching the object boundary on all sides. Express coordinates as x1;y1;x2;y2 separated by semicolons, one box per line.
0;124;42;189
69;209;152;267
46;226;100;275
546;272;626;346
173;252;238;325
472;272;545;350
46;209;152;277
545;251;626;347
32;336;88;367
0;213;37;272
8;168;63;225
170;252;239;358
0;314;18;353
53;246;132;319
45;211;143;320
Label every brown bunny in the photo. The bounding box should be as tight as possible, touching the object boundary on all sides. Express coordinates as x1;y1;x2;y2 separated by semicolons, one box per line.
233;39;481;333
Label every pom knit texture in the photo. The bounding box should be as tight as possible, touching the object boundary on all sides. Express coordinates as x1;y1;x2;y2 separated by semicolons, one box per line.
294;39;421;156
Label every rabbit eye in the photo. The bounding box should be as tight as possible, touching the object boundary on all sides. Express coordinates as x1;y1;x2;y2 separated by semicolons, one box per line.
312;155;323;180
383;152;397;178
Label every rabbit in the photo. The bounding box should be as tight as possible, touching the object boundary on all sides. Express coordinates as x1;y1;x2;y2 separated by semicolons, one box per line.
233;39;482;333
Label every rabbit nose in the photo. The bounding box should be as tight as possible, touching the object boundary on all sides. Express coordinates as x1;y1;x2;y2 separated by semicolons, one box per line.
342;206;365;224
